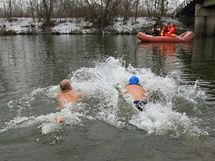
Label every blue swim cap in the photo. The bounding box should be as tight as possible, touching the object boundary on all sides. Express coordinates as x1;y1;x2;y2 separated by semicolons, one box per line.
129;75;139;85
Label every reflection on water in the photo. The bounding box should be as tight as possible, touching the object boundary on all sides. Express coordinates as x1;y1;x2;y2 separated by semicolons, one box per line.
192;38;215;78
192;38;215;62
135;42;192;75
191;38;215;102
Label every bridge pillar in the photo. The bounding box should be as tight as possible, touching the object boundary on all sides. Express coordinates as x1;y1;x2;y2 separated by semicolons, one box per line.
195;3;215;36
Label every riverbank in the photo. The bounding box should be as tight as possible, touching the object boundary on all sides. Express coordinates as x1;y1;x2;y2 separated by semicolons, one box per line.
0;17;188;35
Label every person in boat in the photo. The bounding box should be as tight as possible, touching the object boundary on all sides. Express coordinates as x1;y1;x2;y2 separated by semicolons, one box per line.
167;24;177;36
125;75;147;111
151;23;160;36
160;23;170;36
54;79;82;124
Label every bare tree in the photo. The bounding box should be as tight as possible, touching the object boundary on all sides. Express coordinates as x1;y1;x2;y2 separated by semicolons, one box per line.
40;0;55;26
143;0;170;17
8;0;12;18
122;0;132;23
13;0;28;17
160;0;168;16
134;0;139;23
79;0;122;32
26;0;70;26
0;0;180;28
27;0;36;21
2;0;13;19
144;0;153;17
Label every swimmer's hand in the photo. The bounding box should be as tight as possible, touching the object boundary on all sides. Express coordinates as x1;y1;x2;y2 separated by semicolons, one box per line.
56;99;64;110
76;91;84;96
54;116;64;124
56;106;63;110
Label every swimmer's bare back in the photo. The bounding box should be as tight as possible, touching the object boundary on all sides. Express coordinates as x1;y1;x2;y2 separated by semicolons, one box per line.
125;85;146;101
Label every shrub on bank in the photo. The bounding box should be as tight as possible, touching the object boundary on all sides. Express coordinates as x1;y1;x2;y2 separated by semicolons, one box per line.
0;17;187;35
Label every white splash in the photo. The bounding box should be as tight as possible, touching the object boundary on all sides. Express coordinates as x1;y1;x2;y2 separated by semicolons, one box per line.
1;104;85;135
1;57;207;136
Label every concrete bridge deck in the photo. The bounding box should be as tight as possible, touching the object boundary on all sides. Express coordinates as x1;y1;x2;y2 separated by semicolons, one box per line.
173;0;215;17
173;0;215;36
203;0;215;7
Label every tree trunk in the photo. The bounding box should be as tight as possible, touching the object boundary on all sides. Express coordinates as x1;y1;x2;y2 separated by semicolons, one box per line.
134;0;139;23
8;0;12;20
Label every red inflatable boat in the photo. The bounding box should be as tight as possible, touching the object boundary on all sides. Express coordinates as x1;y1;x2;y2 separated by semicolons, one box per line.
137;31;195;43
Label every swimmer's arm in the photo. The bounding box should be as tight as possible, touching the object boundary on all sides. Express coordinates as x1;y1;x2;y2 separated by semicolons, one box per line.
56;95;64;110
142;89;148;101
74;91;83;102
75;91;84;97
56;99;64;110
124;86;128;93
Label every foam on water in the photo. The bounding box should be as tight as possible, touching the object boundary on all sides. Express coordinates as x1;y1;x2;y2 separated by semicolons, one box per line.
1;103;85;134
1;57;208;136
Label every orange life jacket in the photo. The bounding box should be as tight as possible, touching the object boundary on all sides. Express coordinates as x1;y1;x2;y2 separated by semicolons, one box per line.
169;26;176;34
160;25;169;36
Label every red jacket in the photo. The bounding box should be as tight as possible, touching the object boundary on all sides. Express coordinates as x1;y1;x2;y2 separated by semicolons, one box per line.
169;26;176;35
161;25;169;36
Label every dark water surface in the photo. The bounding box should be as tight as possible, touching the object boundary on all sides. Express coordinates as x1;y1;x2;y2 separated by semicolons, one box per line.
0;35;215;161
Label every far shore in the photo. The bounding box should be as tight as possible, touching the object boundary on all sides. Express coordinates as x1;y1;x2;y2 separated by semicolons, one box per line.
0;17;188;35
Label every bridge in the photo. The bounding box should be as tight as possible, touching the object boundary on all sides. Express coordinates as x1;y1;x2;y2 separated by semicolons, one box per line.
173;0;215;36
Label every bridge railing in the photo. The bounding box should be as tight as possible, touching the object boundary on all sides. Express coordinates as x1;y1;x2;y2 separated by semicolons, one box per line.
172;0;195;17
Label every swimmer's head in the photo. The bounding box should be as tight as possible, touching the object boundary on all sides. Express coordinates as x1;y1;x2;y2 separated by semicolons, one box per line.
128;75;139;85
60;79;72;91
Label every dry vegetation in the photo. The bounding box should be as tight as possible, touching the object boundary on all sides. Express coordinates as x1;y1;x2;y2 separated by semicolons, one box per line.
0;0;179;30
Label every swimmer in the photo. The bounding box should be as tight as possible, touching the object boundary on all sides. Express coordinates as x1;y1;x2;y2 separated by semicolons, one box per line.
125;75;147;111
54;79;82;124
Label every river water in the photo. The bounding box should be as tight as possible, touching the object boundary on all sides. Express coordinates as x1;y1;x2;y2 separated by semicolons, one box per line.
0;35;215;161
